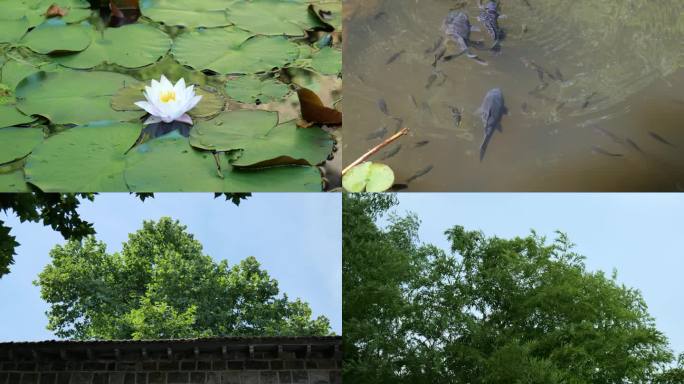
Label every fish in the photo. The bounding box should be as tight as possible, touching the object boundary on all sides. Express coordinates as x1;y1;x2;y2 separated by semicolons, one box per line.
366;126;388;140
450;106;462;128
649;132;676;147
377;99;389;115
625;138;644;153
554;68;565;82
414;140;430;148
381;144;402;160
592;146;623;157
407;165;434;183
426;72;438;89
386;50;405;65
477;1;504;50
594;127;624;145
478;88;507;161
581;92;597;109
409;95;418;108
442;11;478;59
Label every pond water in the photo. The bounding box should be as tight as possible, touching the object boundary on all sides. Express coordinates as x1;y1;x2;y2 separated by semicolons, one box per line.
343;0;684;191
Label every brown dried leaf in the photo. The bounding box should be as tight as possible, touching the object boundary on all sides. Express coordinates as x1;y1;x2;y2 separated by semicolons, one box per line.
296;87;342;126
45;4;68;18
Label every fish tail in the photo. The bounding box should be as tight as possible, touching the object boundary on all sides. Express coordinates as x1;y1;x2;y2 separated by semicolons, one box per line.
480;131;493;162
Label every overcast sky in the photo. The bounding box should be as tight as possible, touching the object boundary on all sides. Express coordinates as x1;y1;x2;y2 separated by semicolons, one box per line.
389;193;684;356
0;193;341;340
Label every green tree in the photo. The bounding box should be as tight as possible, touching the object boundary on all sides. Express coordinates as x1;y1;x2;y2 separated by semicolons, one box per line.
0;192;249;278
36;217;330;340
343;194;677;383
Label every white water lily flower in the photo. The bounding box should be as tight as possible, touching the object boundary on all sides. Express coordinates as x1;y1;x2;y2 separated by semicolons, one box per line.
134;75;202;125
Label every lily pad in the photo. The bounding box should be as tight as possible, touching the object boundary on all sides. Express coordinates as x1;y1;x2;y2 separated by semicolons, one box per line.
25;121;140;192
139;0;232;28
173;28;300;75
15;70;140;125
1;0;92;27
0;127;43;164
56;23;172;69
21;19;91;54
111;84;224;119
311;47;342;75
225;0;319;36
190;110;333;166
0;105;36;128
342;162;395;192
0;169;30;192
225;75;291;104
0;59;57;90
0;18;30;43
125;130;323;192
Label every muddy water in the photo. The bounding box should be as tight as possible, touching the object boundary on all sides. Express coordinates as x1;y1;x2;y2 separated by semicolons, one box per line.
343;0;684;191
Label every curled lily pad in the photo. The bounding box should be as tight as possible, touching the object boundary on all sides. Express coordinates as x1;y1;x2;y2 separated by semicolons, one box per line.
25;121;140;192
111;84;224;119
2;0;92;27
0;127;43;164
173;28;300;75
56;23;172;69
342;161;395;192
311;47;342;75
139;0;232;28
309;2;342;31
225;0;320;36
21;19;91;54
15;70;140;125
0;18;30;43
0;105;36;129
225;75;291;104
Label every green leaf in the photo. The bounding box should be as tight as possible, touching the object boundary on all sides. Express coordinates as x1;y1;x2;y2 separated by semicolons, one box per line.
0;169;30;192
111;84;225;119
1;0;92;27
15;70;140;125
21;19;91;54
173;28;300;75
0;104;36;129
342;162;395;192
0;59;58;91
140;0;232;28
25;121;140;192
0;127;43;164
311;47;341;75
55;24;172;69
225;0;319;36
225;75;291;104
0;18;30;44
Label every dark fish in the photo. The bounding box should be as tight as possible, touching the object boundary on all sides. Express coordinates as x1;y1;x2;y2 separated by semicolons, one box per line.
478;88;507;161
409;94;418;108
594;127;623;144
649;132;676;147
374;11;387;20
625;138;644;153
414;140;430;148
592;146;623;157
366;126;388;140
554;68;564;82
477;1;503;49
442;11;478;59
426;72;438;89
381;144;402;160
386;50;405;65
581;92;597;109
450;106;462;127
377;99;389;115
407;165;434;183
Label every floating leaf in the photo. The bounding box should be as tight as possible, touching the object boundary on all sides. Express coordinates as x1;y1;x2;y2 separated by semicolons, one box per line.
0;59;57;90
21;19;91;54
0;169;30;192
0;127;43;164
311;46;342;75
0;18;30;44
173;28;300;75
297;86;342;125
16;70;140;125
2;0;92;27
111;84;224;119
190;110;333;166
0;105;36;128
225;75;291;104
342;162;395;192
139;0;231;28
225;0;319;36
25;121;140;192
55;23;172;69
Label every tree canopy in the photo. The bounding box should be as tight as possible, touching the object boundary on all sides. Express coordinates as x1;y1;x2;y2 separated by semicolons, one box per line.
36;217;330;340
343;194;679;383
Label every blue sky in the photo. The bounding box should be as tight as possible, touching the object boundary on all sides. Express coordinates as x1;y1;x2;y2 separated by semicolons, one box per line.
0;193;341;340
391;193;684;356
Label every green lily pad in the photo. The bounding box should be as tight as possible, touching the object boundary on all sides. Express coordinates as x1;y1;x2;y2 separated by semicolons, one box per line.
111;84;224;119
225;0;319;36
0;59;57;90
0;169;30;192
0;127;43;164
225;75;291;104
2;0;92;27
56;23;172;69
342;162;395;192
173;28;300;75
25;121;140;192
139;0;232;28
21;19;91;54
125;130;322;192
311;47;341;75
0;18;30;43
15;70;140;125
0;105;35;128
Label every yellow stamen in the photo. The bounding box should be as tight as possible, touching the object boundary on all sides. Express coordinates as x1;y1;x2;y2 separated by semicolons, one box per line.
159;90;176;103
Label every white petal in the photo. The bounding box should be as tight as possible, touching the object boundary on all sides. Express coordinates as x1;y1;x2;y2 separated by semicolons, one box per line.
134;101;162;116
143;115;163;125
187;95;202;111
160;75;173;89
174;78;186;93
176;113;193;125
